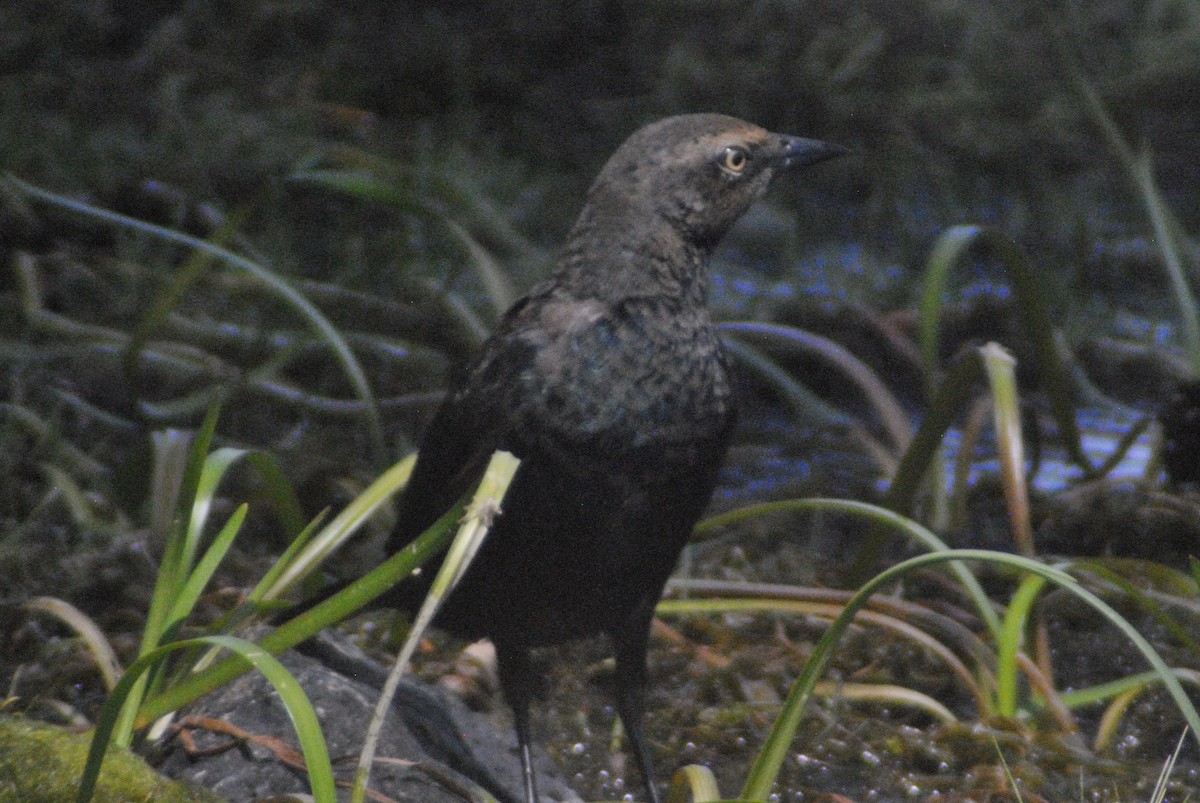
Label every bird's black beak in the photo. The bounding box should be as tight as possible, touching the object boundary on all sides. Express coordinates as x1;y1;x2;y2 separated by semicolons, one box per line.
777;136;849;170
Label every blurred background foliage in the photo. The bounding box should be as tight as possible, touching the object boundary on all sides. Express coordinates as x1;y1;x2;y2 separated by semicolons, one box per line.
3;0;1198;262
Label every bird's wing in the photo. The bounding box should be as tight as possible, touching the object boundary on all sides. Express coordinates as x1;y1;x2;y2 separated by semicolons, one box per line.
386;296;544;551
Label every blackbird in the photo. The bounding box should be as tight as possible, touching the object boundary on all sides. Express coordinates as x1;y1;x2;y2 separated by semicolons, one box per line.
336;114;843;803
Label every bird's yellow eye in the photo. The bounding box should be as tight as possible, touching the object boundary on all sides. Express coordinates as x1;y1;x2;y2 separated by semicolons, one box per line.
720;146;749;174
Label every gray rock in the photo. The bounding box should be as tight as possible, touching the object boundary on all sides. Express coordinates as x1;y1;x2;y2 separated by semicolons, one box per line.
156;633;580;802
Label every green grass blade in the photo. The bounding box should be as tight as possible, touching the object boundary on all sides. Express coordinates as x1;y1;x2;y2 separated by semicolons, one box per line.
243;451;307;539
144;427;197;547
917;224;981;390
1131;150;1200;374
167;503;248;627
177;405;221;544
262;452;417;599
992;736;1025;803
133;495;465;726
184;447;249;577
125;502;198;739
1042;17;1200;374
122;206;250;385
882;347;983;516
250;511;328;603
349;451;520;803
994;574;1046;717
116;409;225;745
1057;668;1200;710
846;348;983;582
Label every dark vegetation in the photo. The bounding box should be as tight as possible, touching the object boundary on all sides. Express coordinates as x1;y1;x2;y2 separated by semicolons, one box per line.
2;1;1200;800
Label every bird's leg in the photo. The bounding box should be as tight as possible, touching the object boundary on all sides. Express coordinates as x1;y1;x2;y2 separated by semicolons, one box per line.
612;624;662;803
497;642;541;803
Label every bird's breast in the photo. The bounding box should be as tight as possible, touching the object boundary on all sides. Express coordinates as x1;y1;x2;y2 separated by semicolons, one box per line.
528;297;732;450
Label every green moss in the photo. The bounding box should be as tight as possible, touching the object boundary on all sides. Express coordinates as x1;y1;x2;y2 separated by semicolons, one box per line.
0;715;225;803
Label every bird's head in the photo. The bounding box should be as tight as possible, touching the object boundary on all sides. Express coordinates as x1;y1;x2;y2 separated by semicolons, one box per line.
586;113;846;252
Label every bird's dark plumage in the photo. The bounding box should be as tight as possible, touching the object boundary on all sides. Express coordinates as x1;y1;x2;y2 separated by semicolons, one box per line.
339;114;843;802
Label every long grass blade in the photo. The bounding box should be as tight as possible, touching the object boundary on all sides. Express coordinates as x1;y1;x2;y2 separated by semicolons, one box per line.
292;166;517;316
122;206;250;385
721;321;911;454
262;453;417;598
916;225;1093;475
1056;667;1200;711
350;451;520;803
994;574;1046;717
666;764;722;803
3;175;387;466
1043;16;1200;374
23;597;123;692
847;347;983;581
167;503;248;627
719;337;855;429
699;497;1003;643
980;342;1034;556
